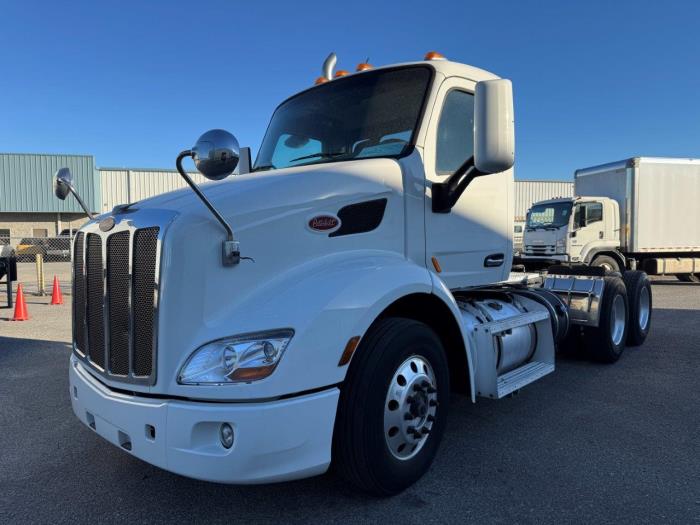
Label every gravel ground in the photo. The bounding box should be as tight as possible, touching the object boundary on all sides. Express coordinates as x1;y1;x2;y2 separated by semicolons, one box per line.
0;278;698;524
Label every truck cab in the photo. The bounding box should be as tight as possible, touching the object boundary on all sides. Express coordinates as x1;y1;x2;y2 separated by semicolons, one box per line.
54;53;651;496
522;196;621;271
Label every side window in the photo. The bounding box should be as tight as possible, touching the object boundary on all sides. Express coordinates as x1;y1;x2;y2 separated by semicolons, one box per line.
436;90;474;174
586;203;603;224
573;205;583;228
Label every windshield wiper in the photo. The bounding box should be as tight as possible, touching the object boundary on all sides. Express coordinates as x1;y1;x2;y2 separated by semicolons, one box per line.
290;151;348;163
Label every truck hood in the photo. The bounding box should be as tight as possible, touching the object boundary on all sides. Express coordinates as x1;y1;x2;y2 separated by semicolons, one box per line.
128;158;399;230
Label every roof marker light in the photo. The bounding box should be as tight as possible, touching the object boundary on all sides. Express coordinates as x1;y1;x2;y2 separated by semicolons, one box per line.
315;76;328;85
356;62;373;72
424;51;446;61
334;70;350;78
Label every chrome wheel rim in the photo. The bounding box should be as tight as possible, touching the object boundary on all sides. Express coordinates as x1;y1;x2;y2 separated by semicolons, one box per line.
384;355;438;461
638;286;650;330
611;294;626;346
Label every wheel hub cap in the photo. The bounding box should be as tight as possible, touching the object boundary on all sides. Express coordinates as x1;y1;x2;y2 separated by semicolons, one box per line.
384;356;438;461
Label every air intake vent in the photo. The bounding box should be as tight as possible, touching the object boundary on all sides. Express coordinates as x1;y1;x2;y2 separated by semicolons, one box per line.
86;233;105;369
73;232;86;354
132;227;159;377
107;231;130;375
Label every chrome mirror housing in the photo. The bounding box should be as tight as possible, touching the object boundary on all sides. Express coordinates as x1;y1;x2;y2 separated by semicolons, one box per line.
54;167;73;200
191;129;240;180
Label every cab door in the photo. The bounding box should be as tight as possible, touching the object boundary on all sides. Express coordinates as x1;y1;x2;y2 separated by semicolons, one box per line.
570;201;604;259
422;77;512;289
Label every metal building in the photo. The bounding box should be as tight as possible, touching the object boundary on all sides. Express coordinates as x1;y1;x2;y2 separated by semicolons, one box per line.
0;153;98;239
99;168;206;212
513;180;574;222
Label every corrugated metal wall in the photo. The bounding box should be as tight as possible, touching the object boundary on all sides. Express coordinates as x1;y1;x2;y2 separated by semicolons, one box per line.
99;168;208;212
0;153;99;213
514;180;574;221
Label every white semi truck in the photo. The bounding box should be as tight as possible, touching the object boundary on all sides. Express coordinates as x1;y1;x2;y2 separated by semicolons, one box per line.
522;157;700;281
53;53;653;496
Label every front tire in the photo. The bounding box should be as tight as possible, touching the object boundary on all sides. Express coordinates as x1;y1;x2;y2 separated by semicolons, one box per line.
333;318;449;496
591;255;621;273
584;276;628;363
622;271;652;346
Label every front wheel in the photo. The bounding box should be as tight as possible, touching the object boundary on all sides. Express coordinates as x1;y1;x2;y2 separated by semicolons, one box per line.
591;255;621;273
333;318;450;496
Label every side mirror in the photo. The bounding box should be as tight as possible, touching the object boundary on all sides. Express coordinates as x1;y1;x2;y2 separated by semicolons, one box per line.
474;79;515;174
54;167;73;200
191;129;240;181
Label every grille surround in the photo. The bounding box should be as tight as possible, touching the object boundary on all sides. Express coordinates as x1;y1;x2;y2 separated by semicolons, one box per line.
72;212;172;387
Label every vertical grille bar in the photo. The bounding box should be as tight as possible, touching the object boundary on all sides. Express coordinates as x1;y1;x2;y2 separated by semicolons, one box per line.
73;233;86;353
132;227;159;377
86;233;106;369
107;231;130;375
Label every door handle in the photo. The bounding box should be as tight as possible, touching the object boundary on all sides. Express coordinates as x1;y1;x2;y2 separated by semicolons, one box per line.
599;231;604;239
484;253;505;267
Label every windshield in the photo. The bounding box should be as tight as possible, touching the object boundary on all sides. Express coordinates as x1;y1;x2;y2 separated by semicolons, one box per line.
527;201;573;229
254;66;432;171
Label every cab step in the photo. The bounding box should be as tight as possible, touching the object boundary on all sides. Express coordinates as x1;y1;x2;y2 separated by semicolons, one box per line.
496;361;554;399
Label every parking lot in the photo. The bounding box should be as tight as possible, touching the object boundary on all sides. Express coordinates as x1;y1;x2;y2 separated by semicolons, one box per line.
1;278;698;524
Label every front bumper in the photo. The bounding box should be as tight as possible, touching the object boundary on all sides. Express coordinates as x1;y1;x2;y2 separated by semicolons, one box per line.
69;355;340;484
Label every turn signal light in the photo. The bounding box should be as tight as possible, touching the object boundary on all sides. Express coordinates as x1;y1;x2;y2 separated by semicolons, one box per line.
338;336;361;366
315;76;328;85
424;51;446;61
334;70;350;78
356;62;373;72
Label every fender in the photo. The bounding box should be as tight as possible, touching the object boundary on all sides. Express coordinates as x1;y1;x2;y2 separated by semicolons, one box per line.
429;273;477;402
164;251;436;400
582;241;625;269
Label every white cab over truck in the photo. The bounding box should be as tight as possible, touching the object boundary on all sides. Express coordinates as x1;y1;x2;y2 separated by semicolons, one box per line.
54;53;653;496
522;157;700;281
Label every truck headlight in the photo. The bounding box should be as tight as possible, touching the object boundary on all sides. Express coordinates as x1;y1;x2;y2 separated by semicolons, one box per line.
178;329;294;384
555;239;566;254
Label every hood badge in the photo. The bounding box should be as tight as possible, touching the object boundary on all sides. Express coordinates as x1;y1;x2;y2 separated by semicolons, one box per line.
99;217;116;232
308;214;341;233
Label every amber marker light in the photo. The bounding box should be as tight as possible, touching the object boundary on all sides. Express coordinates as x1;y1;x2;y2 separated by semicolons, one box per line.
356;62;373;71
431;256;442;273
334;70;350;78
338;336;361;366
424;51;446;61
315;76;328;85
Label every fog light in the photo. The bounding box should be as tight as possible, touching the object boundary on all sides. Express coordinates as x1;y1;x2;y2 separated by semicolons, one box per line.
220;423;234;449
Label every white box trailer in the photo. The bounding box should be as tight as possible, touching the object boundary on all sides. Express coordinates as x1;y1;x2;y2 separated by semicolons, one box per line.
575;157;700;253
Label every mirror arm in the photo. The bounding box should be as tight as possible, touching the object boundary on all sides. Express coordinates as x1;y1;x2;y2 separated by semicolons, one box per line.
176;150;240;266
431;156;484;213
66;183;96;219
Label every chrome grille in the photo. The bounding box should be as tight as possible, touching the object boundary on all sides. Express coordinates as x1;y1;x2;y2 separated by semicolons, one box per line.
73;225;161;385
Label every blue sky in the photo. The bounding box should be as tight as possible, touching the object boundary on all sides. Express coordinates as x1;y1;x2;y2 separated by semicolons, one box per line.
1;0;699;180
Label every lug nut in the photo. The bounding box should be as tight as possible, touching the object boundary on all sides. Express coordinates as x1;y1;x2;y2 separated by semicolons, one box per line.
404;413;414;421
427;414;435;422
421;380;430;388
421;426;430;435
413;384;422;392
426;386;437;394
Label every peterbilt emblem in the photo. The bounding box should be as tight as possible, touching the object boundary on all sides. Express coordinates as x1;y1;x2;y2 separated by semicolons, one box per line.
99;217;116;232
308;214;341;233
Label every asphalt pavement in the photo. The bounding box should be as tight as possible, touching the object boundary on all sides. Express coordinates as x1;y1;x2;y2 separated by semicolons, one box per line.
0;279;698;524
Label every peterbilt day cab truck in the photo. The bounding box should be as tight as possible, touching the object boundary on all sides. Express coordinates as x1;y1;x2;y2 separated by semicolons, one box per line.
522;157;700;280
54;53;653;496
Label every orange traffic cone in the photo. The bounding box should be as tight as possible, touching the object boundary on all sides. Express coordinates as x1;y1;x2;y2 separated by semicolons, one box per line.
12;283;29;321
51;275;64;305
